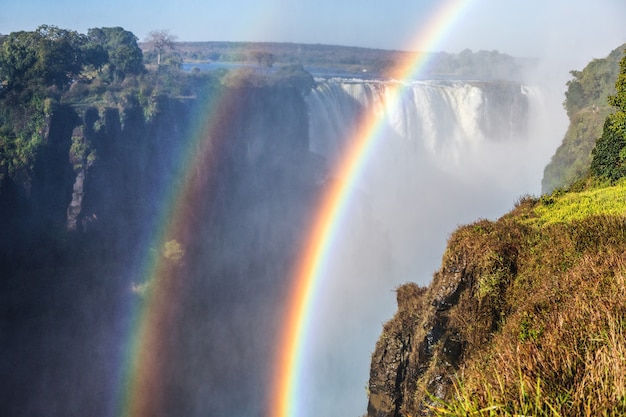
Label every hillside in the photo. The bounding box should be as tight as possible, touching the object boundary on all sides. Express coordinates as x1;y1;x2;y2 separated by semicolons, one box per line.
542;43;626;193
368;180;626;416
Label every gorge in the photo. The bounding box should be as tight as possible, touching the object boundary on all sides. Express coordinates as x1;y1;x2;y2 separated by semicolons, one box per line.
0;75;559;417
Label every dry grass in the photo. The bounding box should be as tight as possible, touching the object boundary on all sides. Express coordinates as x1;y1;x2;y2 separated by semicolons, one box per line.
428;192;626;416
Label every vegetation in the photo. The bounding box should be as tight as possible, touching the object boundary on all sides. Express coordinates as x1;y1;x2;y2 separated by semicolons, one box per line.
542;44;625;193
421;186;626;416
0;25;219;188
531;178;626;225
590;50;626;181
408;50;626;413
144;29;179;66
0;25;143;185
427;46;626;416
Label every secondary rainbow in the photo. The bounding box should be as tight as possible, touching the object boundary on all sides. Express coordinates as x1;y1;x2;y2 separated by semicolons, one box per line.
116;88;236;417
268;1;474;416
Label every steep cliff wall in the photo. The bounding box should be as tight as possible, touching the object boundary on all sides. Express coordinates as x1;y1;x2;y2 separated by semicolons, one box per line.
0;85;320;417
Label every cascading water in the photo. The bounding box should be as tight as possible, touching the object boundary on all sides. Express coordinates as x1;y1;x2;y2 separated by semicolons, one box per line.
298;78;557;417
308;79;530;165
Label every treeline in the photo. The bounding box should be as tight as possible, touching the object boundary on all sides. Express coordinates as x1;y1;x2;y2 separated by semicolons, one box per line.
164;41;526;80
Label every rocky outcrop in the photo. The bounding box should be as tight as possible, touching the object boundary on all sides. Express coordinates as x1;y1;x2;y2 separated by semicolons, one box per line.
367;219;521;416
367;269;469;416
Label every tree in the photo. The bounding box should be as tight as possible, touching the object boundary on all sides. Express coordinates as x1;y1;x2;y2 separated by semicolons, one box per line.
0;26;88;92
145;30;177;66
590;50;626;180
34;25;87;88
87;27;144;79
590;118;626;180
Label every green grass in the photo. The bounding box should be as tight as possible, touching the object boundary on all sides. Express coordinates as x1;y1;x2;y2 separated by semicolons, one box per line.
532;179;626;226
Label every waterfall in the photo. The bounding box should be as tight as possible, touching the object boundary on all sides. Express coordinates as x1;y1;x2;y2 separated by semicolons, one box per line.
299;78;556;417
307;79;530;166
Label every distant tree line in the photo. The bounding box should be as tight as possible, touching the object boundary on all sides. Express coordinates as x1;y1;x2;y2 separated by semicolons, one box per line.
163;41;525;80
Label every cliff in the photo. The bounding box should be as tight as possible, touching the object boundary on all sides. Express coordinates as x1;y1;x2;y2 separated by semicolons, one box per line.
367;186;626;416
542;43;625;194
0;84;322;417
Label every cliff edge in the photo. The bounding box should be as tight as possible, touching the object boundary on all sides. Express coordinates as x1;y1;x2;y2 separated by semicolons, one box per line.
368;187;626;416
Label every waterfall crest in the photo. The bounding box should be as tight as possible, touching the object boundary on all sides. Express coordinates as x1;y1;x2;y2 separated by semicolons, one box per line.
307;79;530;166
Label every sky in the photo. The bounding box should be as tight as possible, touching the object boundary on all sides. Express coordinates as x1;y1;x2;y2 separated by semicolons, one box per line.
2;0;625;71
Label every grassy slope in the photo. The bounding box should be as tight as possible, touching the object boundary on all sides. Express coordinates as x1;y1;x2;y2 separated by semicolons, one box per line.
428;181;626;416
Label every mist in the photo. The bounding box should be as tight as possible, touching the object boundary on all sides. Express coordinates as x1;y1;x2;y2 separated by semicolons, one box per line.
293;67;571;416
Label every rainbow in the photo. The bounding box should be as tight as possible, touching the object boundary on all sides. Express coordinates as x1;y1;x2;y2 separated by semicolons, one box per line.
268;1;474;416
117;0;473;415
117;89;238;417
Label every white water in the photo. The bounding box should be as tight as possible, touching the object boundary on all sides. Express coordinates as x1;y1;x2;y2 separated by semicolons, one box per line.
299;78;564;417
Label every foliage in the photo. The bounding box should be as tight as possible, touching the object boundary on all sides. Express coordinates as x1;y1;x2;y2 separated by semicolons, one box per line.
218;64;315;94
0;92;50;187
251;50;275;71
542;43;625;193
590;49;626;181
0;26;89;92
87;27;145;80
269;64;315;93
69;127;97;171
563;45;624;118
541;108;608;194
532;178;626;226
0;25;149;188
590;118;626;180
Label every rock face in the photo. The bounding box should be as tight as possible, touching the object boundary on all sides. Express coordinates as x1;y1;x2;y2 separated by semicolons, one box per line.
367;218;520;416
367;270;468;416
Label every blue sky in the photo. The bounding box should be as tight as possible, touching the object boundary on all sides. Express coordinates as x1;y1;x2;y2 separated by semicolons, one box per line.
2;0;625;68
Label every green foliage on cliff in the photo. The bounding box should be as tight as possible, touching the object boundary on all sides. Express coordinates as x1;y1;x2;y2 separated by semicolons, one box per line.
0;26;321;191
542;44;625;193
0;94;51;187
531;178;626;225
590;51;626;181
